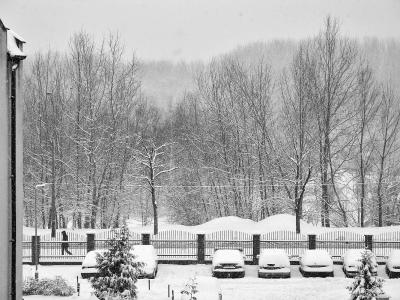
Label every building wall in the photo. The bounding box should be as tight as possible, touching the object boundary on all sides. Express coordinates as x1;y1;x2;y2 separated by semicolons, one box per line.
0;23;10;299
0;21;23;300
15;40;24;300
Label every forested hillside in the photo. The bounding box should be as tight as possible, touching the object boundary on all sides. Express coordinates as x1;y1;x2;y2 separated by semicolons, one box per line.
23;19;400;234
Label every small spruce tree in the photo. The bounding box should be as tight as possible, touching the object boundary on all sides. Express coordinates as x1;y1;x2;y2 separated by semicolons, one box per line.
347;249;385;300
90;225;141;300
181;275;198;300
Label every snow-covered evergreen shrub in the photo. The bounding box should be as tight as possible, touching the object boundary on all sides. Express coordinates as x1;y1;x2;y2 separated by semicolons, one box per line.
90;225;141;300
181;275;198;300
347;249;385;300
23;276;75;296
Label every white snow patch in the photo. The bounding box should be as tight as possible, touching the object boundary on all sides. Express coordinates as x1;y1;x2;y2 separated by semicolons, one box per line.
7;29;26;58
301;250;333;266
22;265;400;300
387;250;400;266
212;249;245;265
24;213;400;237
259;249;290;267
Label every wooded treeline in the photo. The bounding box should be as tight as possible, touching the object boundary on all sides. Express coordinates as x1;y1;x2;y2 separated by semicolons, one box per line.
23;18;400;233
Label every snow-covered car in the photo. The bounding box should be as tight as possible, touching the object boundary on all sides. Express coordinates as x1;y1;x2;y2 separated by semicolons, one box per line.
81;245;158;279
386;249;400;278
342;249;377;278
299;250;334;277
81;250;105;279
257;249;290;278
211;249;245;278
132;245;158;279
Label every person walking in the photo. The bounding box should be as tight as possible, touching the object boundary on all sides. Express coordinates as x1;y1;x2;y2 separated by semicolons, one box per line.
61;230;72;255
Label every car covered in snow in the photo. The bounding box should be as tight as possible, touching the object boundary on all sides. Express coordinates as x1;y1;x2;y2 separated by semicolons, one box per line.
257;249;290;278
211;249;246;278
342;249;377;278
81;245;158;279
386;249;400;278
132;245;159;279
299;250;334;277
81;249;105;279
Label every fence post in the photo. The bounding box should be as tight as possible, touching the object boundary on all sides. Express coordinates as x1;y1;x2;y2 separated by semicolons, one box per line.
87;233;95;253
365;235;373;251
142;233;150;245
252;234;260;265
31;235;40;265
197;233;205;264
308;234;316;250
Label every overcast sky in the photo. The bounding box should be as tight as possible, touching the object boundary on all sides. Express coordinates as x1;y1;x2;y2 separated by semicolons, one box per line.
1;0;400;62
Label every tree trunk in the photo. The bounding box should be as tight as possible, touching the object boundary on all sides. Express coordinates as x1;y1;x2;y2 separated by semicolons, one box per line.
151;185;158;235
50;138;57;237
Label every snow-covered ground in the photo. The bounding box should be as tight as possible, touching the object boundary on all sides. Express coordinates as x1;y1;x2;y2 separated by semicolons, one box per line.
23;264;400;300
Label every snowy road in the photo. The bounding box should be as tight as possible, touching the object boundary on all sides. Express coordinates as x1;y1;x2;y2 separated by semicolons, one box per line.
23;264;400;300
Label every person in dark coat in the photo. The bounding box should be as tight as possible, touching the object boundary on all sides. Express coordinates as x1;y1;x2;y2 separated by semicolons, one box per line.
61;230;72;255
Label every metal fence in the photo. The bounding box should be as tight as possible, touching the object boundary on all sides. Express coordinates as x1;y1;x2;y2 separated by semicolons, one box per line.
94;239;141;251
261;240;309;259
152;230;197;261
22;229;400;265
39;241;87;263
205;231;253;261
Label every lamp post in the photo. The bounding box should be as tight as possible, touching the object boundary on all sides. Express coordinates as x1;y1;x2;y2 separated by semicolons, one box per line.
34;183;51;280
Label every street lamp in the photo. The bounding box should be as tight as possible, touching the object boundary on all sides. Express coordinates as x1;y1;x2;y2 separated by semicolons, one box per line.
34;183;51;280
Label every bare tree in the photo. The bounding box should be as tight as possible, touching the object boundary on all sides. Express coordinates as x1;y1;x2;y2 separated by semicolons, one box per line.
376;86;400;226
136;140;177;234
354;63;379;226
311;16;358;227
280;42;315;233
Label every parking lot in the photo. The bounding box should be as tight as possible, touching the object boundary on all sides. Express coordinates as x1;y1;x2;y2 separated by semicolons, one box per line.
23;264;400;300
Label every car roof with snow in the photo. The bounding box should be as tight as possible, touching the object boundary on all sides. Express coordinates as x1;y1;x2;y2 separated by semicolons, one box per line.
343;249;364;258
82;250;106;267
213;249;244;263
387;250;400;264
301;249;332;265
131;245;157;260
344;249;376;262
132;245;156;253
259;249;289;266
389;249;400;257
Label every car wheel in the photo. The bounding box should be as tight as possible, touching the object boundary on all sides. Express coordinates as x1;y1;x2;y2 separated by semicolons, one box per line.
329;272;334;277
239;272;245;278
